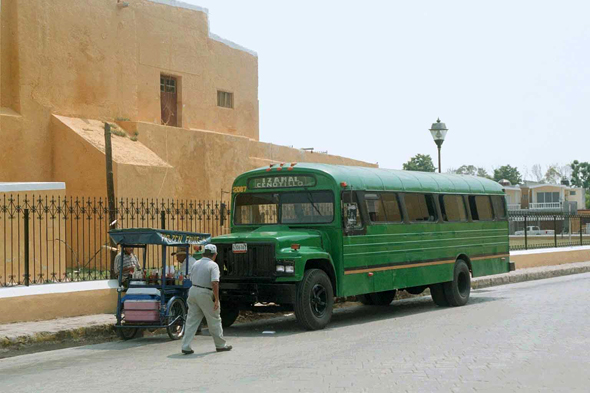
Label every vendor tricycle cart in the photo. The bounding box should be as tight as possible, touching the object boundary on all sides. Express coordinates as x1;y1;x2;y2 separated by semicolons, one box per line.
109;228;210;340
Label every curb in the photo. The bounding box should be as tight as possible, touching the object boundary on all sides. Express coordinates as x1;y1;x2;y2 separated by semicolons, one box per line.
471;264;590;289
2;264;590;356
1;324;117;356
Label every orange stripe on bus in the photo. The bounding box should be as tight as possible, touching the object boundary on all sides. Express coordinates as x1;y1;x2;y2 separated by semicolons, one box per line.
344;254;509;275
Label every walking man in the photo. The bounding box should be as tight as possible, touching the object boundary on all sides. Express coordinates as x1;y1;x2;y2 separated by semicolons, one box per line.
181;244;232;354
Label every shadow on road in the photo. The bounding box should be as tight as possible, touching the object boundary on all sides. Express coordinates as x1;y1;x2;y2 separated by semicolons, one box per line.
221;293;501;338
64;293;501;354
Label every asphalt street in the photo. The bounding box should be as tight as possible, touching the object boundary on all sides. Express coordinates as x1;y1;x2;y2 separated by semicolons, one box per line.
1;273;589;393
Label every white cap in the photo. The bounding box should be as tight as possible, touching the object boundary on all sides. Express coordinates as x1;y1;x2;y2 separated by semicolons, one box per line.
204;244;217;254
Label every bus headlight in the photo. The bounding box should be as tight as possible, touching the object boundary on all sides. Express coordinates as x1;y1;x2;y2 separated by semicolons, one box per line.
276;261;295;274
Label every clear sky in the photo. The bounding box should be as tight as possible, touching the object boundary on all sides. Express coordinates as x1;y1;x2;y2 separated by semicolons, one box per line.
184;0;589;177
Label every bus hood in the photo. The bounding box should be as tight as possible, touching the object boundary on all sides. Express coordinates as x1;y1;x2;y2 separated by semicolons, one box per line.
212;225;323;250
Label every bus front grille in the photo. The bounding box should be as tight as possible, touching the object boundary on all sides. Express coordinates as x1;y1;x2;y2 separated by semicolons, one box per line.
215;243;276;278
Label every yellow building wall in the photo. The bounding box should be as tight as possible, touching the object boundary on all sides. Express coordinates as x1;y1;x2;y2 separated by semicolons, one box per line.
0;288;117;324
0;0;260;187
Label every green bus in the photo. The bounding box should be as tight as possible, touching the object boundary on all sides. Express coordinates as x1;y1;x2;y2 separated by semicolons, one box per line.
213;163;513;330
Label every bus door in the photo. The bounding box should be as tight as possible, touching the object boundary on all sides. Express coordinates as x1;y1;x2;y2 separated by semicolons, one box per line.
341;191;373;296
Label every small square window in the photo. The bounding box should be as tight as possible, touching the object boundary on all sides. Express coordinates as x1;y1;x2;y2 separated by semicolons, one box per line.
161;76;176;93
217;91;233;108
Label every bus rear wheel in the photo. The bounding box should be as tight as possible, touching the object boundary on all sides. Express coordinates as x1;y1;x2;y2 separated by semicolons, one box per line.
430;283;449;307
443;259;471;307
295;269;334;330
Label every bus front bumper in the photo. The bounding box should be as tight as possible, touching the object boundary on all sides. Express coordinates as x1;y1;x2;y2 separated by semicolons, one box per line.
220;282;297;304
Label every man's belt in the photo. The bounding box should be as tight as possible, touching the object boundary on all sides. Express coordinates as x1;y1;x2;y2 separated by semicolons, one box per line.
193;285;212;291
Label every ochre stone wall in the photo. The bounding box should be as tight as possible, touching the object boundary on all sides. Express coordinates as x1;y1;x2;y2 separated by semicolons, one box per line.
0;289;117;324
0;0;259;185
0;0;374;200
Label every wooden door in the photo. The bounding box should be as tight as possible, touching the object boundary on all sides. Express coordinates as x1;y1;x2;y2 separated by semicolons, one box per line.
160;75;178;127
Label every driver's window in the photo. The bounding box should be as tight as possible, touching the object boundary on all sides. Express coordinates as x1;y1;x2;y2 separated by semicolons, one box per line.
342;191;363;230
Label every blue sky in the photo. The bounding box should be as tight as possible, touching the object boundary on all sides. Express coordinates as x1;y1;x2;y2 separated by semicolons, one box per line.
184;0;590;176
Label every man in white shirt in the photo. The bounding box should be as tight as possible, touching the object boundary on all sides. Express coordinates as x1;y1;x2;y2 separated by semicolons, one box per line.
181;244;232;354
172;250;197;276
114;247;140;280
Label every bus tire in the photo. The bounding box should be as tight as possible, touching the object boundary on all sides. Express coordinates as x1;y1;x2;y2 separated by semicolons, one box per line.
357;294;374;305
405;285;427;295
369;290;396;306
295;269;334;330
430;283;450;307
221;303;240;328
443;259;471;307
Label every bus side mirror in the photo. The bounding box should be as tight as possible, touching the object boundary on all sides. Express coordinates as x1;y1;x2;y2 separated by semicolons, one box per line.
346;204;358;230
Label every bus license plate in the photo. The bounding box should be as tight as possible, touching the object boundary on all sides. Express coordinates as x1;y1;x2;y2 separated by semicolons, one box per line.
232;243;247;253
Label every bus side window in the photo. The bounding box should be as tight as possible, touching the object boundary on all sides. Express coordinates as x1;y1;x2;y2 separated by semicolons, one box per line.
440;195;468;222
469;195;493;221
405;194;438;222
382;193;403;222
364;193;387;223
491;195;507;220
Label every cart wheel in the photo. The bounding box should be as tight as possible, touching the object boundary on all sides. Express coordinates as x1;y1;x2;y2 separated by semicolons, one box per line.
117;327;139;340
167;298;187;340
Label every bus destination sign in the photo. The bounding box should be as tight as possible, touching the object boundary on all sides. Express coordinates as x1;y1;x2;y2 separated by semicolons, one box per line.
249;175;316;189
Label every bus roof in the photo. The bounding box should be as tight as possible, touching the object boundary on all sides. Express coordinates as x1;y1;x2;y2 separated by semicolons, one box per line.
238;163;505;194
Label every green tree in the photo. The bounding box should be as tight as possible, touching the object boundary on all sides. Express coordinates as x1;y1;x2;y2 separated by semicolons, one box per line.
570;160;590;209
477;167;491;179
493;165;522;185
570;160;590;188
449;164;491;179
544;165;562;184
403;154;436;172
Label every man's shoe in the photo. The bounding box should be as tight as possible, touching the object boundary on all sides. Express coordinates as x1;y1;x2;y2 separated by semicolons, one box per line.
182;349;194;355
216;345;232;352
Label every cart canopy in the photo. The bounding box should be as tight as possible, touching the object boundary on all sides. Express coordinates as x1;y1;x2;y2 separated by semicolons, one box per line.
109;228;211;247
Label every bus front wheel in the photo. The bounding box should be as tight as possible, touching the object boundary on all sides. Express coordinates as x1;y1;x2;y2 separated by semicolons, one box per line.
220;303;240;328
443;259;471;307
294;269;334;330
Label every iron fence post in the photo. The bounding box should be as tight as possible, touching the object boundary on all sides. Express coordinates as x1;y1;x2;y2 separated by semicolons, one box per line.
24;209;30;286
161;211;166;229
578;216;584;246
554;215;557;248
524;214;529;250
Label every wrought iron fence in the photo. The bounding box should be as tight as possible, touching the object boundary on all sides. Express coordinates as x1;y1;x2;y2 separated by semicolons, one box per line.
0;195;230;287
2;195;588;287
508;213;590;251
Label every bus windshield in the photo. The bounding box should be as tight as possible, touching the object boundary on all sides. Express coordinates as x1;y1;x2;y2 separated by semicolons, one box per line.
234;191;334;225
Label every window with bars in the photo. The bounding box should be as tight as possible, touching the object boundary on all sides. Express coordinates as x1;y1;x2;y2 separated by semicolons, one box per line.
161;76;176;93
217;90;233;108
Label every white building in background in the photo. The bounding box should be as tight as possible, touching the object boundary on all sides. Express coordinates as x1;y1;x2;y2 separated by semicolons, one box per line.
501;180;585;213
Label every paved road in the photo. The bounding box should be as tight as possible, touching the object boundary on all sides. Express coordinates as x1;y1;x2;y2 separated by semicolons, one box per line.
2;274;590;392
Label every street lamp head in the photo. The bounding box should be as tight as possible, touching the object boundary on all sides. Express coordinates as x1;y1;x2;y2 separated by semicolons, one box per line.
429;118;448;147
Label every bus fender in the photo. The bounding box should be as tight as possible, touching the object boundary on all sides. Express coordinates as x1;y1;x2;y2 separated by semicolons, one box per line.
455;253;473;275
302;254;337;296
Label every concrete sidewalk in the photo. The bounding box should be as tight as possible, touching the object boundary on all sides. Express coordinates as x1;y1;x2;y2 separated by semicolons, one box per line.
2;261;590;358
